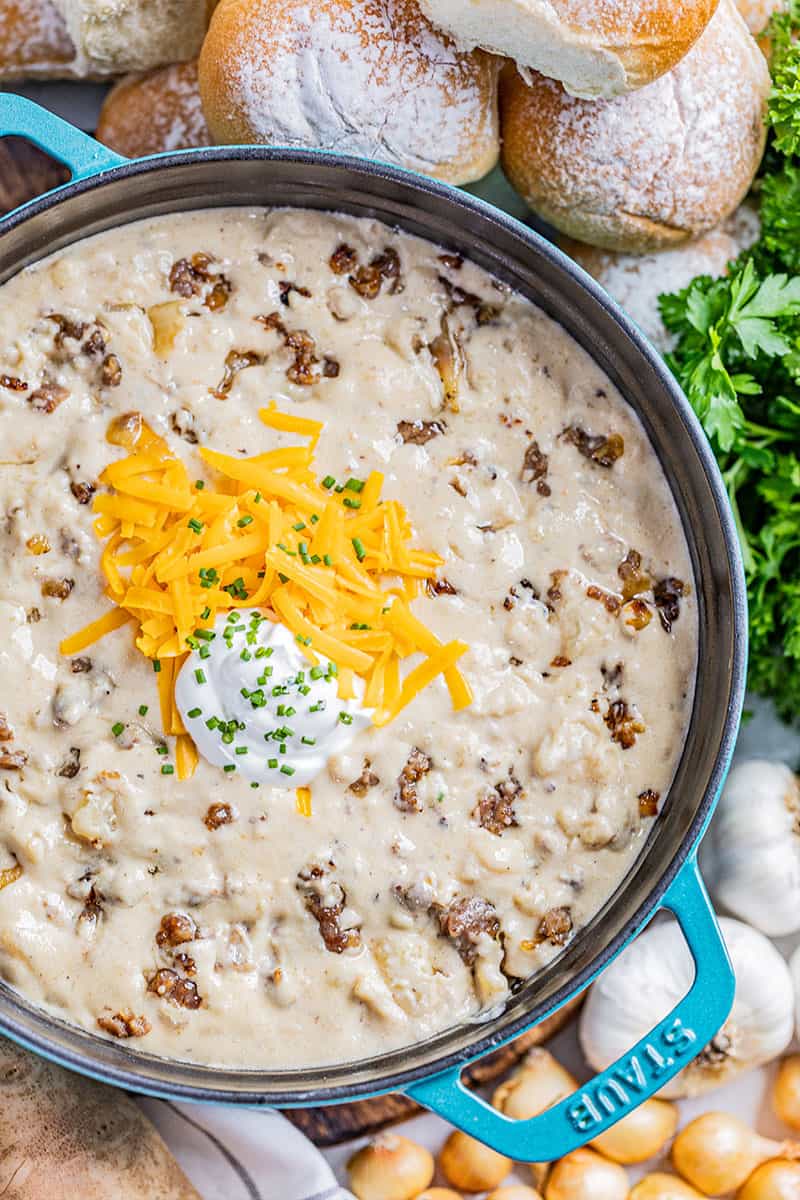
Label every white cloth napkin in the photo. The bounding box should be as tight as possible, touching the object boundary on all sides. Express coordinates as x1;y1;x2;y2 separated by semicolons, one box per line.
137;1098;355;1200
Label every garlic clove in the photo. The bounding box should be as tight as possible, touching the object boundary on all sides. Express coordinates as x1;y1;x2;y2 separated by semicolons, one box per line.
671;1111;800;1194
629;1173;705;1199
702;760;800;937
579;916;794;1098
590;1097;678;1164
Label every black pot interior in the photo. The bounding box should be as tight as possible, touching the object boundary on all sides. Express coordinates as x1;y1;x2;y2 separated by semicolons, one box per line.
0;151;747;1104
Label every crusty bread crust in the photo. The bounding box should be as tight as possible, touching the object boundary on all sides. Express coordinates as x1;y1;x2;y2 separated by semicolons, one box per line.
500;0;770;253
0;0;76;79
0;1038;200;1199
419;0;719;98
199;0;500;185
97;61;211;157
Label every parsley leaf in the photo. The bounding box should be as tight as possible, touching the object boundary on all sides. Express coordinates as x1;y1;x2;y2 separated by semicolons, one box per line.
658;2;800;722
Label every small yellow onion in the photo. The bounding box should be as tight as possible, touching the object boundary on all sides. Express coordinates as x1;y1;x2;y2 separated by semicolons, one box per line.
414;1191;463;1199
629;1173;706;1199
439;1130;511;1192
591;1098;679;1164
493;1050;578;1120
774;1055;800;1131
485;1188;544;1199
672;1112;800;1195
544;1147;628;1200
737;1160;800;1199
348;1134;435;1200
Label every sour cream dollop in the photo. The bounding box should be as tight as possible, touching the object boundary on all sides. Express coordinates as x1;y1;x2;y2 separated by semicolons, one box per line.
175;611;372;787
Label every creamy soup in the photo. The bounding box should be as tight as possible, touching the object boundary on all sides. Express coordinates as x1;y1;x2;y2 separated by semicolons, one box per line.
0;209;696;1068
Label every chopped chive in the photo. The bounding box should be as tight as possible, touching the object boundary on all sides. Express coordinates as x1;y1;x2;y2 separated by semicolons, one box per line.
222;732;234;744
199;644;211;659
240;649;252;661
298;541;308;555
285;706;296;717
201;606;211;620
299;685;311;695
235;746;248;755
153;659;162;673
223;764;236;773
278;572;289;583
195;669;206;685
237;515;254;527
322;475;336;490
279;744;287;754
254;491;262;503
334;484;345;493
195;479;205;490
112;721;124;737
138;704;149;716
188;518;204;534
251;781;259;788
293;522;306;531
310;514;319;524
156;745;169;756
187;707;202;719
310;554;321;564
161;764;175;775
323;554;333;567
206;716;219;730
339;711;353;725
352;537;366;561
343;497;361;509
195;629;215;641
345;478;365;493
301;735;316;745
280;765;295;776
268;758;278;769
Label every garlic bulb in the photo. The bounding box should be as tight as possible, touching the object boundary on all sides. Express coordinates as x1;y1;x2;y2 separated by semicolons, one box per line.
579;916;794;1098
702;760;800;936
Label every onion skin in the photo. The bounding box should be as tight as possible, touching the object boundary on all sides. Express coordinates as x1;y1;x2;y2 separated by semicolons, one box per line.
348;1134;434;1200
485;1188;544;1200
544;1147;628;1200
591;1099;678;1164
671;1112;799;1195
737;1160;800;1199
439;1130;511;1192
774;1056;800;1132
628;1173;705;1199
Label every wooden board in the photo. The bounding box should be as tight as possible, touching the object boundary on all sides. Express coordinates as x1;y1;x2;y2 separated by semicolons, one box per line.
283;998;581;1146
0;137;68;216
1;132;582;1145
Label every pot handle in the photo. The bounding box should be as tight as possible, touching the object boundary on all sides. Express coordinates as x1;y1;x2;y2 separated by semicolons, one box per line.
405;855;733;1159
0;94;126;183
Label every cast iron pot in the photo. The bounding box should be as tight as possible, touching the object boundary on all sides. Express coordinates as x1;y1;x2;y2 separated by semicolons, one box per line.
0;94;747;1160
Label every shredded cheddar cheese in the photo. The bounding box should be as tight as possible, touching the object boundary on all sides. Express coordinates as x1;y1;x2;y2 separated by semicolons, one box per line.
61;403;472;778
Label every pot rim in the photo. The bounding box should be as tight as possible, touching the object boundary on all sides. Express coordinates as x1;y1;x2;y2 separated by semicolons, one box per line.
0;145;748;1105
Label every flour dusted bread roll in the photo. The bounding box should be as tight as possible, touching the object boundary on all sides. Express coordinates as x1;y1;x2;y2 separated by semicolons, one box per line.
97;61;210;156
418;0;719;98
562;204;761;349
0;0;214;78
0;1038;200;1199
199;0;500;185
0;0;75;79
501;0;770;253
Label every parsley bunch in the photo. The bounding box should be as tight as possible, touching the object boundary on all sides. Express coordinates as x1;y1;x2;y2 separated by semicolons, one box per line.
659;3;800;721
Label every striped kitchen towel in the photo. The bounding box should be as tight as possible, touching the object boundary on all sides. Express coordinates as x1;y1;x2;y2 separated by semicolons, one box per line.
138;1098;355;1200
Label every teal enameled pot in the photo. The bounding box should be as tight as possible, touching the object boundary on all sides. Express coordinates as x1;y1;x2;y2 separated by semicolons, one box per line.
0;94;747;1158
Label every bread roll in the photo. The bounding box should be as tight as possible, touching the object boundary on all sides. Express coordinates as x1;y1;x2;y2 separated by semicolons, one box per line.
418;0;719;99
0;0;76;80
501;0;770;254
736;0;783;33
199;0;500;185
97;62;210;157
0;0;214;78
0;1037;200;1199
561;204;761;350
